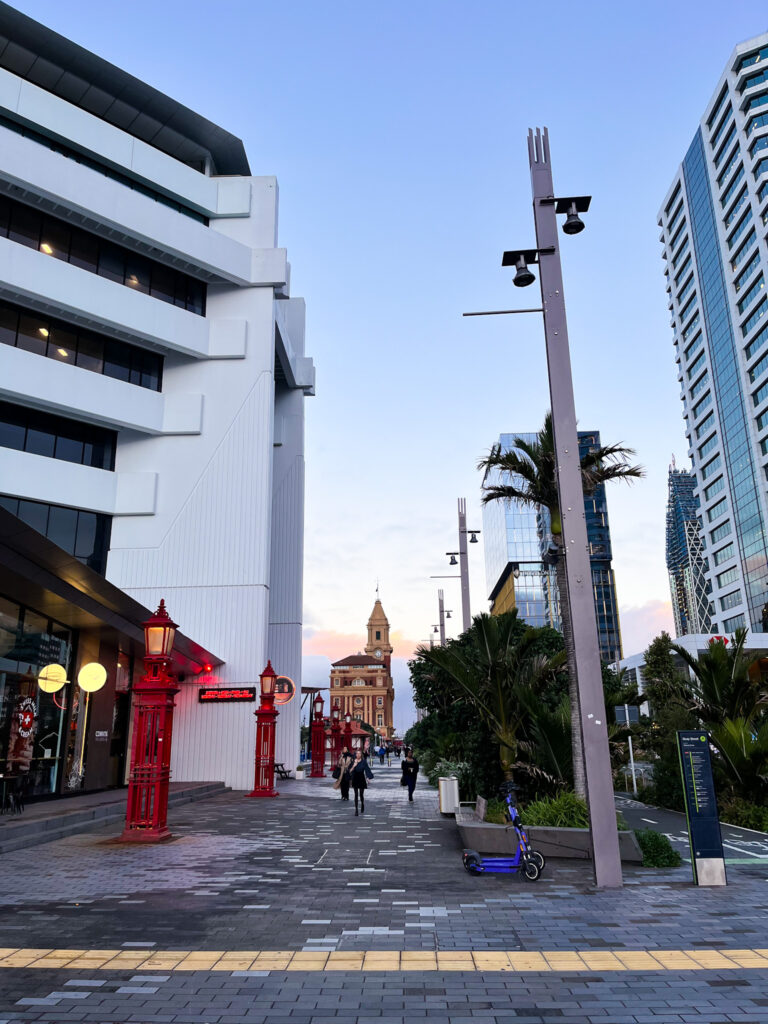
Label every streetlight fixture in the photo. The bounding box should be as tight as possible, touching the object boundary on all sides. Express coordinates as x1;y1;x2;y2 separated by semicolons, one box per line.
467;128;622;889
310;693;326;778
121;599;180;841
247;661;280;798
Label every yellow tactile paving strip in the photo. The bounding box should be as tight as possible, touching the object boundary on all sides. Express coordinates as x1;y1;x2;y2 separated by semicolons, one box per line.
0;947;767;972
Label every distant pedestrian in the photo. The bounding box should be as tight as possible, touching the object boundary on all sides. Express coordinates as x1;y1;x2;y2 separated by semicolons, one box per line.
378;745;385;766
401;749;419;802
349;749;374;816
386;745;393;767
334;746;353;801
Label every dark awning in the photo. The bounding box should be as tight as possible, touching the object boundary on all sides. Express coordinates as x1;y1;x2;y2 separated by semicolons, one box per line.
0;3;250;175
0;506;223;673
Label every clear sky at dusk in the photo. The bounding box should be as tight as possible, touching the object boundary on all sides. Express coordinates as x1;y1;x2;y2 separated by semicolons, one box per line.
13;0;768;731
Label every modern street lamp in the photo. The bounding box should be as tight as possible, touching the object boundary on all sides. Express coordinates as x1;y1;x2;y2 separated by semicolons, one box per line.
445;499;481;632
121;599;179;841
465;127;622;888
247;661;280;798
310;693;326;777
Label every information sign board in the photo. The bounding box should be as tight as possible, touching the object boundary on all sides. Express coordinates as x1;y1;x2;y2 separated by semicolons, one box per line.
274;676;296;706
676;730;726;886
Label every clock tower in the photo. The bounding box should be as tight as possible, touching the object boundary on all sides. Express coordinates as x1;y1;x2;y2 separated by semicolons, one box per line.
365;600;392;670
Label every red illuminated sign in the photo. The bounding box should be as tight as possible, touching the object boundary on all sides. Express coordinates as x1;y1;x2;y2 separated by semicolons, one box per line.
198;687;256;703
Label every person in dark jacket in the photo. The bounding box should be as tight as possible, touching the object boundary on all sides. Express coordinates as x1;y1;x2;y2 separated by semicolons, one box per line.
349;749;374;815
401;749;419;802
334;746;354;801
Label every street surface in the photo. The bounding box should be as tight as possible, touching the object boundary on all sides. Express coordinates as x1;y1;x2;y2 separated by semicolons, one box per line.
0;767;766;1022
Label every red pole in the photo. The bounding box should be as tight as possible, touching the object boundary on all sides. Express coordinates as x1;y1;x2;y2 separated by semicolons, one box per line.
331;716;341;765
248;662;279;798
310;696;326;777
121;604;179;843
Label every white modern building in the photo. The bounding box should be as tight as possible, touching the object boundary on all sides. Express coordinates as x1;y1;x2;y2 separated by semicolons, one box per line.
0;4;313;793
658;32;768;637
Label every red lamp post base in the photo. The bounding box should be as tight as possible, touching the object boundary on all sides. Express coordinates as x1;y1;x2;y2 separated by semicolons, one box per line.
246;785;279;798
119;825;174;843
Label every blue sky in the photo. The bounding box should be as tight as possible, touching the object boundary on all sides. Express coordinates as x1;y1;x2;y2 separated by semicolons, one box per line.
15;0;768;731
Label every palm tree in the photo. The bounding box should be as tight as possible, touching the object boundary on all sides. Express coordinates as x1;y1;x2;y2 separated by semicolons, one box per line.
478;412;643;797
671;630;767;724
417;612;566;782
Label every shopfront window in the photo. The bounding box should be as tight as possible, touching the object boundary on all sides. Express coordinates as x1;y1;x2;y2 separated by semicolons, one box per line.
0;595;73;800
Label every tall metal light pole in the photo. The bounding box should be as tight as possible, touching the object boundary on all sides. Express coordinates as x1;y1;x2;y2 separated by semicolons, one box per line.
437;589;447;645
465;127;622;888
447;499;481;632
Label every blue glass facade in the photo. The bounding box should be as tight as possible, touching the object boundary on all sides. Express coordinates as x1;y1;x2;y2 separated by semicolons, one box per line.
482;430;622;661
683;129;768;629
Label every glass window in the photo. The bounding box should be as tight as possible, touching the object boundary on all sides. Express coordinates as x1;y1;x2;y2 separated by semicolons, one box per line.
723;613;746;631
716;566;739;588
48;325;77;364
758;409;768;432
125;256;150;294
706;498;728;522
54;435;84;465
745;90;768;114
713;542;734;566
695;411;715;439
76;334;104;374
747;112;768;137
701;455;722;480
753;379;768;407
720;165;745;206
39;218;71;262
103;340;131;383
713;128;737;168
690;373;709;398
745;322;768;361
704;476;724;501
46;505;78;554
710;521;732;544
728;208;753;250
742;297;767;337
698;433;718;459
734;250;761;292
68;231;99;272
16;313;49;356
16;499;49;535
25;425;56;458
97;242;124;284
738;46;768;73
74;511;97;560
0;411;25;451
731;233;756;270
0;305;17;347
720;590;742;611
7;203;40;248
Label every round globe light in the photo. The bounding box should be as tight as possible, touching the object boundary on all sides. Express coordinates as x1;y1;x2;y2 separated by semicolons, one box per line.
38;663;67;693
78;662;107;693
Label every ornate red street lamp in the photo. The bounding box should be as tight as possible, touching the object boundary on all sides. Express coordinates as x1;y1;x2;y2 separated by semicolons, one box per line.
121;599;179;843
343;710;353;751
310;693;326;777
247;661;279;798
330;706;341;765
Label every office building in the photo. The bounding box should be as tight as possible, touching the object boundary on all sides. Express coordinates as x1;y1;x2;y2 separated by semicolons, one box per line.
0;4;314;797
658;32;768;634
666;462;713;636
482;431;622;662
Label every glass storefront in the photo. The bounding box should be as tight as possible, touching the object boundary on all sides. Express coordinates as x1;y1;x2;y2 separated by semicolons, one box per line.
0;594;73;800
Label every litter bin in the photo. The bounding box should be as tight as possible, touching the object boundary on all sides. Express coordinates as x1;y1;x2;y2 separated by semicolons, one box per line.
438;776;460;815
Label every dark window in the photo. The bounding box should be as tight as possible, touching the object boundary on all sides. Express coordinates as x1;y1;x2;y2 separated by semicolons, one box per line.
375;631;381;640
16;498;49;535
0;194;206;314
0;400;116;470
0;297;160;391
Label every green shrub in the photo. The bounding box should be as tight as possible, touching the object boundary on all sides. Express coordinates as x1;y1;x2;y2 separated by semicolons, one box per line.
634;828;682;868
483;798;508;824
425;759;474;798
720;799;768;832
518;791;627;829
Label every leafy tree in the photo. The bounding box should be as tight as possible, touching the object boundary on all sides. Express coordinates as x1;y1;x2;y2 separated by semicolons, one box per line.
416;613;566;782
671;629;767;723
478;413;644;797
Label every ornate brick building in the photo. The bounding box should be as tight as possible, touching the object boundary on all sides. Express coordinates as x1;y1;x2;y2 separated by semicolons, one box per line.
329;600;395;739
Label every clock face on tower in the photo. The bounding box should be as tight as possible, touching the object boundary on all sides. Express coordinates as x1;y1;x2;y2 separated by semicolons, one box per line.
374;648;382;658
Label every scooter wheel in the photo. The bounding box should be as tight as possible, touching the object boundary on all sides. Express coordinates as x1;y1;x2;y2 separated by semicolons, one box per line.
523;859;541;881
463;855;481;873
531;851;545;871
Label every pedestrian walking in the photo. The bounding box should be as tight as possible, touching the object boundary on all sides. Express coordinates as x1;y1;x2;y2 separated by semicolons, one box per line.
349;749;374;815
386;745;392;767
401;748;419;802
378;744;385;766
333;746;353;801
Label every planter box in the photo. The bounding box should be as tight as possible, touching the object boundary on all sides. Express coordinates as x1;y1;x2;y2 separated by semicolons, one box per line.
456;816;642;863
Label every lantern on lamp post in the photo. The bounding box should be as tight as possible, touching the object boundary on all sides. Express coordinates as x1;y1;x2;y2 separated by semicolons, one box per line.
343;710;353;751
121;599;179;842
247;661;279;798
330;706;342;765
310;693;326;777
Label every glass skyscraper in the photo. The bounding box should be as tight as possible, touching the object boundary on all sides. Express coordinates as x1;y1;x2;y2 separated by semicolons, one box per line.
482;430;622;662
659;33;768;635
666;463;713;636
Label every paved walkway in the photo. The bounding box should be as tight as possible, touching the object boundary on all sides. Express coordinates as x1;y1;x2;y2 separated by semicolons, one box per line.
0;766;766;1022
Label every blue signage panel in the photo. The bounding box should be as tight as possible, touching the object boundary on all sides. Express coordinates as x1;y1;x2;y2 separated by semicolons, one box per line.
676;730;726;884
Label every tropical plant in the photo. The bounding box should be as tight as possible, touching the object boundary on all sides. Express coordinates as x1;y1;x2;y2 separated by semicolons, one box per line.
708;716;768;802
478;412;644;797
416;613;566;782
671;630;767;724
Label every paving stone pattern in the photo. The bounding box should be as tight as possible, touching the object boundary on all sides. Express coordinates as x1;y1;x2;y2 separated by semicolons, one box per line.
0;768;766;1022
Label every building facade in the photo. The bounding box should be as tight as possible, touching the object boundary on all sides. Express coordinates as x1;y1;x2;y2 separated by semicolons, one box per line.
658;32;768;635
329;601;395;739
482;430;623;661
666;463;713;636
0;5;313;794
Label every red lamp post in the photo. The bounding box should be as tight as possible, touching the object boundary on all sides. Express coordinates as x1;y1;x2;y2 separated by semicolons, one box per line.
330;706;341;765
121;599;179;843
310;693;326;777
247;661;279;798
343;710;353;751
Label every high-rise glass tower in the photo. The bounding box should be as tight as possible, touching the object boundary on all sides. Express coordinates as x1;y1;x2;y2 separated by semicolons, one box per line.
659;33;768;635
666;463;712;636
482;430;622;661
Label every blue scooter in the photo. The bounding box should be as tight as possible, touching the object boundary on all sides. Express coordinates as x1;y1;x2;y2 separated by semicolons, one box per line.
462;783;545;880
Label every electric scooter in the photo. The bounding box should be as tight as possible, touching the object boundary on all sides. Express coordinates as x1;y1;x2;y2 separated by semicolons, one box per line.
462;783;546;880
